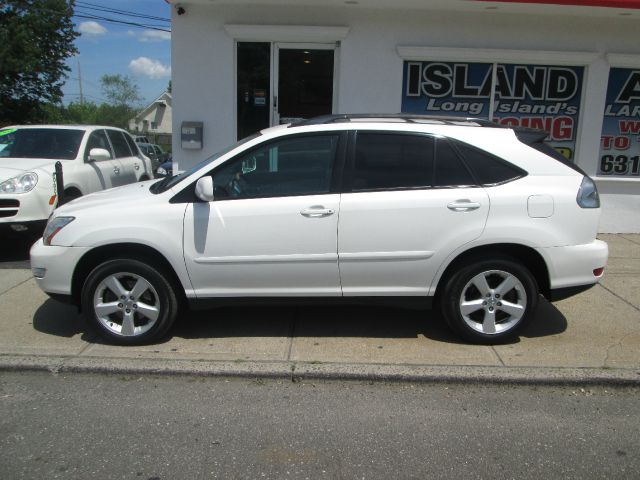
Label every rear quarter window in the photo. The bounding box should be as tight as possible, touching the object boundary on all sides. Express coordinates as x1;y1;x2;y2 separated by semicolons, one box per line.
452;141;526;186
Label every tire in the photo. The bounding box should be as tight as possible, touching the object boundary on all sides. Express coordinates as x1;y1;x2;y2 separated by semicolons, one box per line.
439;257;538;344
81;259;179;345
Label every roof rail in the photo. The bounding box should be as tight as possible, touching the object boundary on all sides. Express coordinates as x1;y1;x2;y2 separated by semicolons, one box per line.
290;113;503;127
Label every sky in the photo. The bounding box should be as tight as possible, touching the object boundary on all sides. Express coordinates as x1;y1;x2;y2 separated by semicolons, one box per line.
62;0;172;108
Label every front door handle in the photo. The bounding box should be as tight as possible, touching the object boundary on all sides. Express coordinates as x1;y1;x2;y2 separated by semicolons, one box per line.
300;206;335;218
113;167;120;175
134;163;140;170
447;200;481;212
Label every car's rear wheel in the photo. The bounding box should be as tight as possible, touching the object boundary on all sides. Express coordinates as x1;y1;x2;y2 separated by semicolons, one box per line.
81;259;178;345
439;257;538;344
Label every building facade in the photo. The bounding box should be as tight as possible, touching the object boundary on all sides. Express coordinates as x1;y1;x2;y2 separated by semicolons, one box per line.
129;91;173;148
169;0;640;232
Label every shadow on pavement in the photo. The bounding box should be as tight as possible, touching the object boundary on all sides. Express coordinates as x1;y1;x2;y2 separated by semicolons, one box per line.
0;237;35;268
32;296;567;346
32;299;85;338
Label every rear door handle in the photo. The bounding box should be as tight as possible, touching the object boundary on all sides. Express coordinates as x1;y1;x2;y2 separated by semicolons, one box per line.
300;206;335;218
113;167;120;175
447;200;481;212
134;163;140;170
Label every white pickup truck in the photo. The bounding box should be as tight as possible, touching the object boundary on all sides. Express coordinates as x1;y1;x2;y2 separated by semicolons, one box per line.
0;125;154;236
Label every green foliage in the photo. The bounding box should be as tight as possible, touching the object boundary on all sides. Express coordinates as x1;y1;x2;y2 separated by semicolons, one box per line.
100;74;141;106
42;101;136;130
0;0;78;126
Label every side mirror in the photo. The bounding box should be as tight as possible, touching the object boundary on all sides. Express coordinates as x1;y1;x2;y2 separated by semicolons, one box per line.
88;148;111;162
195;176;214;202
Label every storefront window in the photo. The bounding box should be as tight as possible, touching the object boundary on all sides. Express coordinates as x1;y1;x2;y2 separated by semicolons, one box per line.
402;61;584;161
599;67;640;177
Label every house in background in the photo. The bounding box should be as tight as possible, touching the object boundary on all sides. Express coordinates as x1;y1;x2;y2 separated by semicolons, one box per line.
129;91;172;149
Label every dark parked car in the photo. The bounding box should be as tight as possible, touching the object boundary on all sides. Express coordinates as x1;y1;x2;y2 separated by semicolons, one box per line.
137;143;169;169
155;158;173;177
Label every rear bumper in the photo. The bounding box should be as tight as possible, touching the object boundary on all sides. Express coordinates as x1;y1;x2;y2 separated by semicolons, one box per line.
537;239;608;290
547;283;596;302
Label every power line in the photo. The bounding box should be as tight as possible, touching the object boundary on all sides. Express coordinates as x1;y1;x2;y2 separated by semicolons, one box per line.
74;13;171;33
75;1;170;23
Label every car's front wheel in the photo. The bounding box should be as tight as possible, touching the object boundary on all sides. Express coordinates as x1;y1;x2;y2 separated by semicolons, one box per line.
439;257;538;344
81;259;179;345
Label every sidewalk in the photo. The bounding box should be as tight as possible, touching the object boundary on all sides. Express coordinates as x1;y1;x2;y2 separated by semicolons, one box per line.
1;234;639;385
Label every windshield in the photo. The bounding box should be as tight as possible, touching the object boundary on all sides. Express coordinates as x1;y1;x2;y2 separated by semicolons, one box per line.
0;128;84;160
151;132;261;194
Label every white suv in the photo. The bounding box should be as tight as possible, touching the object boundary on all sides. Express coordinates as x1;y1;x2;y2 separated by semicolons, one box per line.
0;125;154;236
30;115;608;345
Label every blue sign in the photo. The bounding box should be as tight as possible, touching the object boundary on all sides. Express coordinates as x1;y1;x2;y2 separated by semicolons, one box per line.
402;61;584;160
599;68;640;176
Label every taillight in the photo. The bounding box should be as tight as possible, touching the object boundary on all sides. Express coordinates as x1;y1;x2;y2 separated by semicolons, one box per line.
576;176;600;208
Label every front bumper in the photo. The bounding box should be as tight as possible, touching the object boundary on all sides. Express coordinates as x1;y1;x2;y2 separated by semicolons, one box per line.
29;239;91;296
0;219;47;237
537;239;609;291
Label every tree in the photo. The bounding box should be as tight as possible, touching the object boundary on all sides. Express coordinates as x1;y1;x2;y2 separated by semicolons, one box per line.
100;74;141;106
98;74;141;129
0;0;78;126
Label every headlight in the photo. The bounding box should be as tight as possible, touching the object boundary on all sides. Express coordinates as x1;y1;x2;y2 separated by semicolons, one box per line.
0;172;38;194
156;167;167;176
43;216;75;246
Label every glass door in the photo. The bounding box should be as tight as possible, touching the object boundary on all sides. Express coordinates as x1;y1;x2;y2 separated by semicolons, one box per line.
237;42;271;140
236;42;337;139
274;43;336;125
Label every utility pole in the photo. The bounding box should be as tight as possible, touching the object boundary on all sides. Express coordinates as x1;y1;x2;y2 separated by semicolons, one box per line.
77;59;84;104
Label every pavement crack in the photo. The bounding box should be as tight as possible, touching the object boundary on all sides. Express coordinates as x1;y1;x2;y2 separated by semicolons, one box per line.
621;235;640;246
0;276;33;297
76;341;95;357
285;308;297;361
491;346;506;366
604;333;633;368
598;283;640;313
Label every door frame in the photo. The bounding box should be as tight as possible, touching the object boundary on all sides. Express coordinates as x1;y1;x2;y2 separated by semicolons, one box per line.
272;42;339;126
233;41;340;138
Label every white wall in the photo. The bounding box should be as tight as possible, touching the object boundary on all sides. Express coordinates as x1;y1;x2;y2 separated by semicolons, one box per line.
171;4;640;232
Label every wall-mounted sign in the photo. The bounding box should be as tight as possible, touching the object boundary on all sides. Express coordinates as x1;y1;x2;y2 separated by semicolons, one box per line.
181;121;203;150
599;67;640;177
402;61;584;160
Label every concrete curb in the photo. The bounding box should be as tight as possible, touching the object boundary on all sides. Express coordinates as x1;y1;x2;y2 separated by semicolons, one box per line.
1;354;639;386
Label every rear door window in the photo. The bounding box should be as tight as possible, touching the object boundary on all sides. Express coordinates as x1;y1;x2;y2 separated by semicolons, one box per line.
351;133;434;190
107;130;133;158
124;133;140;156
433;139;475;187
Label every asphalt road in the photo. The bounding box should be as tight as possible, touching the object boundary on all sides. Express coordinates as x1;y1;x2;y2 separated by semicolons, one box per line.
1;372;638;479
